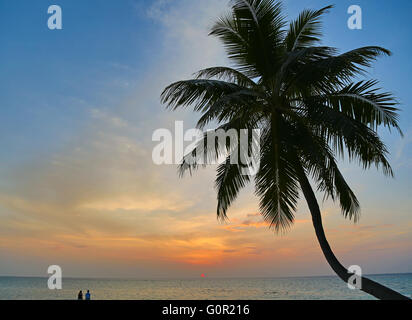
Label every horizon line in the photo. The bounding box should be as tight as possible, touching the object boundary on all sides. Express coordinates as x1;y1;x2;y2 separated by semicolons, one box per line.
1;272;411;281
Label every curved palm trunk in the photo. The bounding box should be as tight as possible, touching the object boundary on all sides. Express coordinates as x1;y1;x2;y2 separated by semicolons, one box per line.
298;169;409;300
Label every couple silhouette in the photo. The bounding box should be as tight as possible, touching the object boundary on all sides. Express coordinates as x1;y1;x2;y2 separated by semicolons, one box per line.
77;290;91;300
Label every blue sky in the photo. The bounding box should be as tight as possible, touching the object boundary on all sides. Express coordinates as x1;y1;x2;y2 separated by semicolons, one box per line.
0;0;160;160
0;0;410;278
1;0;411;163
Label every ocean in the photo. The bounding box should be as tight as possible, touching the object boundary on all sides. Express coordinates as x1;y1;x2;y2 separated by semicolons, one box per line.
0;274;411;300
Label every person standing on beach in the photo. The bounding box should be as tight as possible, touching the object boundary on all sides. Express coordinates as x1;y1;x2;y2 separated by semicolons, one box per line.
77;290;83;300
85;290;91;300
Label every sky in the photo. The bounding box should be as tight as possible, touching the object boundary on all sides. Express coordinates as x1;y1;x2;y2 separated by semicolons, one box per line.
0;0;411;279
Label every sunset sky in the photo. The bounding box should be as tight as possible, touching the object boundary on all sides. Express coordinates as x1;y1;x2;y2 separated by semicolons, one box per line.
0;0;411;279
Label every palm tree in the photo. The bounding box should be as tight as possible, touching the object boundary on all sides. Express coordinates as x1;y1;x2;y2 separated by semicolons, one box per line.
161;0;409;300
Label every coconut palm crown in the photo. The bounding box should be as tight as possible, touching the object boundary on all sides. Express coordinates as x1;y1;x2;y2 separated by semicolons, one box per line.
161;0;408;300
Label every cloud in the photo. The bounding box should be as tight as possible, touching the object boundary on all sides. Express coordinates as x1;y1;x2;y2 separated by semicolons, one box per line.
221;213;310;233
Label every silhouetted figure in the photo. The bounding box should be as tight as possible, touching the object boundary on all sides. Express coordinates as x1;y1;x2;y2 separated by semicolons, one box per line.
85;290;91;300
78;290;83;300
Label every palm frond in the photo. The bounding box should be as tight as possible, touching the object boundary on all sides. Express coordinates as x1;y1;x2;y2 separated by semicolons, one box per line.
179;115;262;177
194;67;257;88
296;97;395;177
196;89;265;129
290;47;391;93
161;79;244;112
216;156;251;220
293;126;361;221
255;121;300;232
319;80;401;134
285;5;333;51
211;0;286;78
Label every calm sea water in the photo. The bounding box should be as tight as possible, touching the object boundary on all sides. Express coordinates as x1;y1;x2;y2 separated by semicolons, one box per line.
0;274;411;300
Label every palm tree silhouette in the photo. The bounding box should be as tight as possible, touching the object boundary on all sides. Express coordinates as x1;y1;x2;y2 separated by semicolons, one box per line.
161;0;408;300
